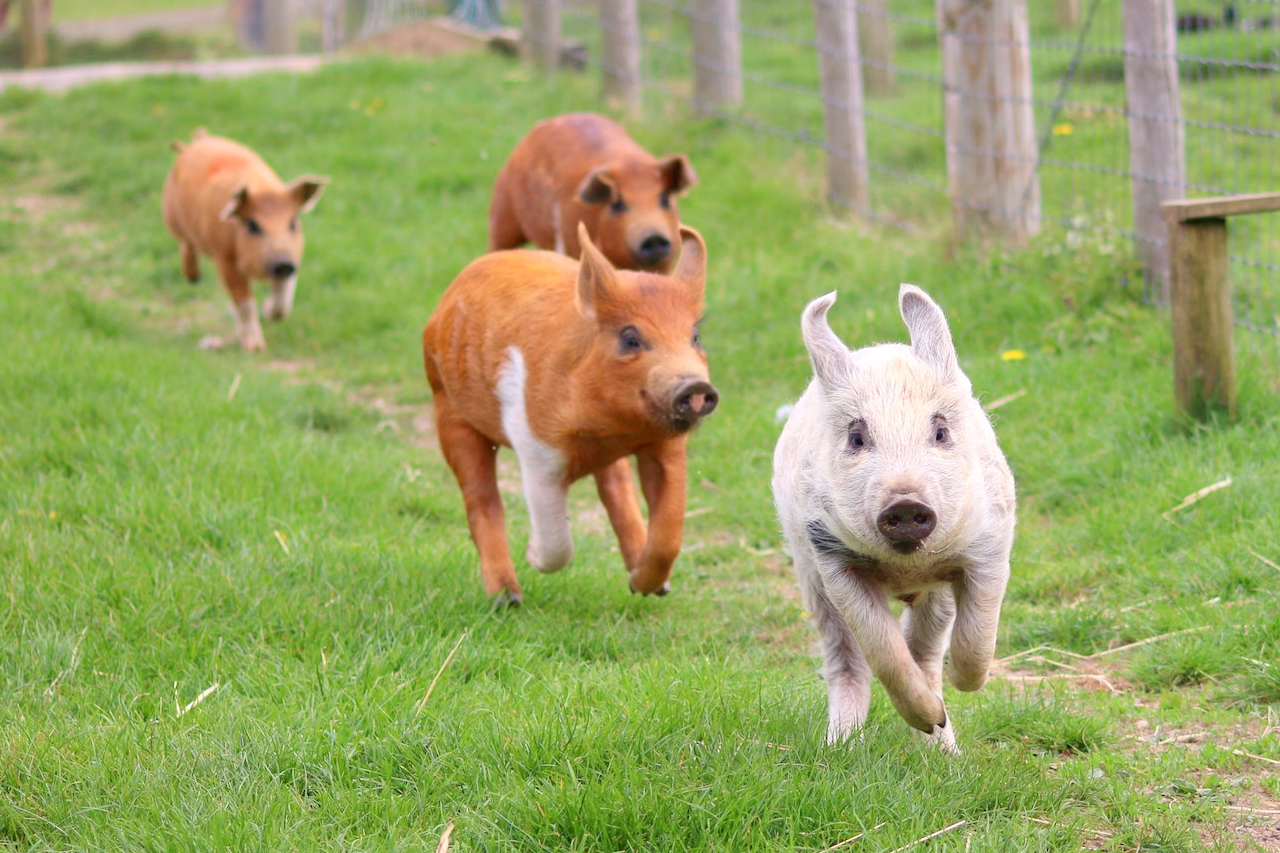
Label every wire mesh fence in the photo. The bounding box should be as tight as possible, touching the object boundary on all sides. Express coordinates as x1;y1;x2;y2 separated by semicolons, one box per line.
335;0;1279;334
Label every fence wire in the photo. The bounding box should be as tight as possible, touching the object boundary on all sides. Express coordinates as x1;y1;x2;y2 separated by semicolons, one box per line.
338;0;1280;333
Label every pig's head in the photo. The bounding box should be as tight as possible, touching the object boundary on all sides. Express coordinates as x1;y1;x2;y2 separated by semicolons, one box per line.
220;176;328;284
801;285;982;560
577;153;698;273
574;222;718;434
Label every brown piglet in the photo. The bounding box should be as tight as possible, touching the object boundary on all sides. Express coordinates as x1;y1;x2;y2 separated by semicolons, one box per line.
488;113;698;273
423;223;718;605
162;130;328;352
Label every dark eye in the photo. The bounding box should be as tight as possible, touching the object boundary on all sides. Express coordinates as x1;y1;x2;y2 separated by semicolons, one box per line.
660;191;672;210
692;326;702;348
245;218;263;236
609;197;627;215
289;217;298;232
848;418;868;452
618;325;644;354
932;415;950;445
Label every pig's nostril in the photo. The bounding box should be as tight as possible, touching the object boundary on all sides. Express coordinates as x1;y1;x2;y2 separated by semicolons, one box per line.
271;261;297;280
877;499;936;545
635;234;672;265
671;381;719;422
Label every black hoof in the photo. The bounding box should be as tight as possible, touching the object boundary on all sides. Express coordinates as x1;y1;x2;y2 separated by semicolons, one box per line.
628;581;672;597
491;590;522;608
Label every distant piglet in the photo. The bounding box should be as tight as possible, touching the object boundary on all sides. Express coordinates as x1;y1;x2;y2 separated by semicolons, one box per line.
162;130;328;351
423;223;717;605
772;286;1015;753
488;113;698;273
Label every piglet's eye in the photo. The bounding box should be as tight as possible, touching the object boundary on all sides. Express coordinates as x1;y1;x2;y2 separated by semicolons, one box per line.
618;326;644;354
610;197;628;215
848;418;868;452
932;415;950;445
245;218;263;236
289;217;298;232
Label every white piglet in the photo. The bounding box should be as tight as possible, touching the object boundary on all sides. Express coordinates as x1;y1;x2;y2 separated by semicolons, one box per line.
772;285;1015;753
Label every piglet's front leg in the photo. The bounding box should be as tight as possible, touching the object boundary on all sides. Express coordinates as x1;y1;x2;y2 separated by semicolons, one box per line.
629;439;689;596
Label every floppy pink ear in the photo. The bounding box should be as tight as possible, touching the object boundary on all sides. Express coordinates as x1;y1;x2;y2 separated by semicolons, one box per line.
801;292;852;393
219;186;250;222
288;175;329;213
577;166;618;206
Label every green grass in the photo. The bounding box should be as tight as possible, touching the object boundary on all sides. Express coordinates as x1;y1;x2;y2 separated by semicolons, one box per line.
1;44;1279;853
52;0;223;23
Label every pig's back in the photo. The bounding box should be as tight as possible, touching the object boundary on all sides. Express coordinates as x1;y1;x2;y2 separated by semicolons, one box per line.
424;250;584;437
164;136;283;249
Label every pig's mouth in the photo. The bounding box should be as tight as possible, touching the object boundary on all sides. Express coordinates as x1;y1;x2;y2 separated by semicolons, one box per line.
890;540;924;555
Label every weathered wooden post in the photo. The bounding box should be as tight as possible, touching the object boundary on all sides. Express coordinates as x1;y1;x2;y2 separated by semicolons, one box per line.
1056;0;1080;29
937;0;1040;243
19;0;47;69
600;0;642;114
1161;193;1280;422
521;0;561;71
321;0;347;54
857;0;896;96
1124;0;1184;302
812;0;870;213
689;0;742;114
263;0;298;55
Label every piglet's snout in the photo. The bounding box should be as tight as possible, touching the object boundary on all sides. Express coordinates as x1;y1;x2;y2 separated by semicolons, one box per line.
671;378;718;425
877;498;936;551
270;260;297;281
633;232;672;268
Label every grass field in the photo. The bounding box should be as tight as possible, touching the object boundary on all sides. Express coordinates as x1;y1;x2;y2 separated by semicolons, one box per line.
1;43;1279;853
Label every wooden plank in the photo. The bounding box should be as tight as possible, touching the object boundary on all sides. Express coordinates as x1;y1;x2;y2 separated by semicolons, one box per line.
812;0;870;213
1167;218;1236;421
1161;192;1280;223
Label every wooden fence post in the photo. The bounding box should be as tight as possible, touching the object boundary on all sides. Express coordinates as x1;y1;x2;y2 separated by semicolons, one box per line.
812;0;870;213
1123;0;1184;303
937;0;1040;243
264;0;298;55
1164;212;1234;421
521;0;561;71
1160;192;1280;422
600;0;642;114
857;0;895;96
1056;0;1080;29
689;0;742;114
19;0;47;69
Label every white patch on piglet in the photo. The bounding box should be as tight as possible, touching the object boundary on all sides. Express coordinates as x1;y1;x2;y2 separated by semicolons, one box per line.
773;285;1015;753
496;346;574;572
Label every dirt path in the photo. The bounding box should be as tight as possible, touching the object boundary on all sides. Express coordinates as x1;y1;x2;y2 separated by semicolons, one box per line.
0;54;323;93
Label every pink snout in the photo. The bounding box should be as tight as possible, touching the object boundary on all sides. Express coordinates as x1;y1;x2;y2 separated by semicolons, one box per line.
877;498;936;553
670;378;718;429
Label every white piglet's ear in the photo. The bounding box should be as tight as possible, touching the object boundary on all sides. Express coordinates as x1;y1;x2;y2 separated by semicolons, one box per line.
801;291;851;390
899;284;960;384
